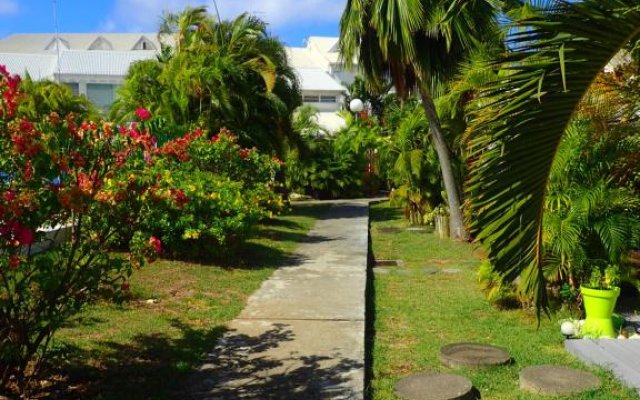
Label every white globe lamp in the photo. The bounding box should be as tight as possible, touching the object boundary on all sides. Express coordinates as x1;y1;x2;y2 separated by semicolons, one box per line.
349;98;364;113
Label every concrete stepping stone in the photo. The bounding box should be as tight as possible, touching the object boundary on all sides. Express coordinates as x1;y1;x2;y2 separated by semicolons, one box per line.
520;365;601;395
422;268;439;275
378;226;402;233
395;372;475;400
375;259;405;267
443;268;463;274
440;343;511;368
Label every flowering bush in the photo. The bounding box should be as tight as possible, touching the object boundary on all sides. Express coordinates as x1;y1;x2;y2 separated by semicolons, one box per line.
0;69;164;393
0;67;284;393
114;125;284;256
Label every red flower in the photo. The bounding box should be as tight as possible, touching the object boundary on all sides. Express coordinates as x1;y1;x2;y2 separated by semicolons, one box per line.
239;148;250;159
8;255;21;269
121;282;131;291
135;107;152;121
3;190;16;202
1;221;35;246
23;161;33;182
173;189;189;208
14;224;34;245
211;135;219;143
148;236;162;254
19;119;34;133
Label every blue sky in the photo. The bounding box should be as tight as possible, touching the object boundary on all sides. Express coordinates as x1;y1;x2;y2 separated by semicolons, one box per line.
0;0;345;46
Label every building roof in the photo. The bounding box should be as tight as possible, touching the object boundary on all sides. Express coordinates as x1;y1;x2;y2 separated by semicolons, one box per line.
0;33;161;53
296;68;346;92
0;49;157;80
0;53;56;79
57;50;157;76
0;34;351;97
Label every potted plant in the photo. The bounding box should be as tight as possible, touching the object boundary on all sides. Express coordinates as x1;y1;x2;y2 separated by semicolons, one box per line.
580;265;621;338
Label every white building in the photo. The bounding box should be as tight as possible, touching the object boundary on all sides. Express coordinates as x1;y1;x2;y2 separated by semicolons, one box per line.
0;33;354;131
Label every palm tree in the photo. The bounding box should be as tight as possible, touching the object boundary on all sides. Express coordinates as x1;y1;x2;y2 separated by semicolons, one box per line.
339;0;498;239
466;0;640;313
114;8;301;158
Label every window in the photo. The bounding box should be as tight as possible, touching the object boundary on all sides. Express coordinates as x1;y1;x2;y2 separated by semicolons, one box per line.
320;96;337;103
45;37;69;52
64;83;79;96
86;83;115;110
88;37;114;51
133;36;157;51
303;95;319;103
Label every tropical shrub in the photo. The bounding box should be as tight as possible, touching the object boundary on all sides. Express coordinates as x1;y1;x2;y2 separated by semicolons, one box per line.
122;127;284;256
17;76;98;120
386;101;443;225
541;63;640;292
0;68;161;393
287;115;389;199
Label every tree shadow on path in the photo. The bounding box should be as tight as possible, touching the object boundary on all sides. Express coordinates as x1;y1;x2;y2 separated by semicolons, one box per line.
184;323;363;400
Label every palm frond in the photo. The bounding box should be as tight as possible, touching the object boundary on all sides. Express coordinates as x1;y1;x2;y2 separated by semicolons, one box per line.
466;0;640;313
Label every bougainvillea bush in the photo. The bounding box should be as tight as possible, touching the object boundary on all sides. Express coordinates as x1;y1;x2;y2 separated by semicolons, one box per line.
115;124;284;257
0;68;163;393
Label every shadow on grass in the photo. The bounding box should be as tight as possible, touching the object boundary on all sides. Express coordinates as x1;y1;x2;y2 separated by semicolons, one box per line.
368;204;402;223
44;321;228;400
183;324;363;400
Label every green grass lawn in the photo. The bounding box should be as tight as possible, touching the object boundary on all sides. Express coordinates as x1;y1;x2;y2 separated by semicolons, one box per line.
369;202;639;400
46;203;327;400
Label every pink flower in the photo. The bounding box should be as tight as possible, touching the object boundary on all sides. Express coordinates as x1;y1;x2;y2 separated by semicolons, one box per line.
135;107;152;121
14;224;34;245
148;236;162;254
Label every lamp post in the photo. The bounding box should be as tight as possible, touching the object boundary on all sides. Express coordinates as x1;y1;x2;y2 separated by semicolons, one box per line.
349;98;364;116
349;98;375;196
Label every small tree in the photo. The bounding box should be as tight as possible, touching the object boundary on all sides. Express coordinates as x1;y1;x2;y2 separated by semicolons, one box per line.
0;67;161;394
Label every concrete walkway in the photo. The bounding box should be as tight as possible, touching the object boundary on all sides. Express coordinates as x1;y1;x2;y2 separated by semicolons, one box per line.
187;200;370;399
566;339;640;394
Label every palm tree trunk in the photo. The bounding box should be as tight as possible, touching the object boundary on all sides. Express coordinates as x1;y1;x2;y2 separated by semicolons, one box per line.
418;85;467;240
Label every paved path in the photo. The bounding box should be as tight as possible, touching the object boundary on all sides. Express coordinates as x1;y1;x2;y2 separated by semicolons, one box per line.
565;339;640;394
187;200;371;399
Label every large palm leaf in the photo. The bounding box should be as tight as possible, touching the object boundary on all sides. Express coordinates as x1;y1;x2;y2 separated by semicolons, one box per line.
466;0;640;313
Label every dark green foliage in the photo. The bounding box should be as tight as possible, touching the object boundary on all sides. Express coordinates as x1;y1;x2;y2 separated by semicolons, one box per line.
466;0;640;313
18;76;98;120
287;114;389;199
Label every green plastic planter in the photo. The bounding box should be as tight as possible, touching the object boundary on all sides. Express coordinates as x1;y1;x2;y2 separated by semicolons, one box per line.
580;286;620;338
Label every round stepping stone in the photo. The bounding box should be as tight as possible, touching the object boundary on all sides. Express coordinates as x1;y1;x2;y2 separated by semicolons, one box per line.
520;365;601;395
440;343;511;368
395;372;475;400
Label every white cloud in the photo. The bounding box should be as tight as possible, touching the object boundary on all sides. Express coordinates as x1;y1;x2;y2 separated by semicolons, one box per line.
0;0;18;16
101;0;345;33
